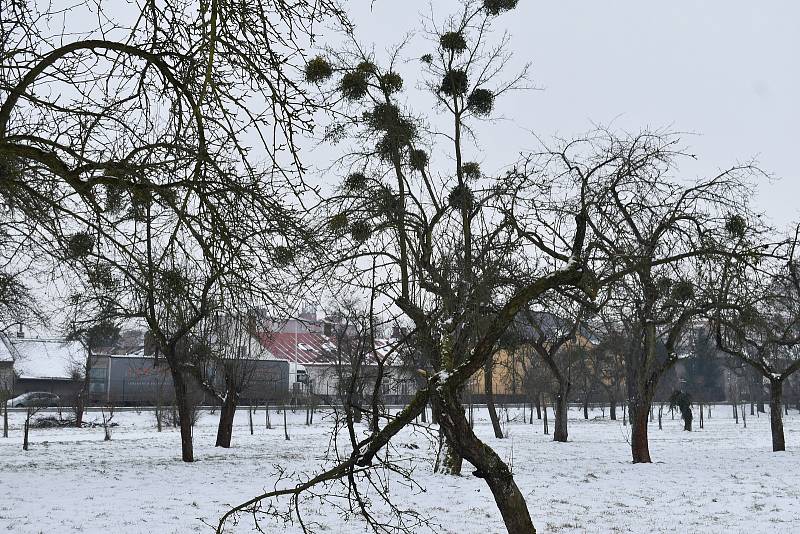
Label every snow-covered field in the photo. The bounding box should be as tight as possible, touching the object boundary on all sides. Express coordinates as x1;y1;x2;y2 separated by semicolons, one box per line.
0;404;797;534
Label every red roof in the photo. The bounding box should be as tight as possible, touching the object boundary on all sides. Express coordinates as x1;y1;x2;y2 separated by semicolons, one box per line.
255;332;333;364
254;331;405;366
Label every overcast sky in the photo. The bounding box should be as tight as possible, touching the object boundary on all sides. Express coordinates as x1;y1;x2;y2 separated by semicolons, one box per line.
315;1;799;228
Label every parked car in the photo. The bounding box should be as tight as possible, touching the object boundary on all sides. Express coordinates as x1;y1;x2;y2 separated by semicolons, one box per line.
5;392;61;408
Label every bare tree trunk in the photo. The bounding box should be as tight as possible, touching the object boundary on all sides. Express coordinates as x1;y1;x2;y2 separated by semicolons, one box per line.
75;354;92;428
630;392;654;463
741;401;747;428
658;403;663;430
609;397;617;421
2;400;8;438
438;389;537;534
249;405;254;435
23;411;30;451
542;392;549;436
155;381;163;433
768;379;785;452
265;401;271;429
553;379;570;442
283;404;290;441
535;393;541;420
439;388;464;475
215;394;237;448
699;401;704;429
485;360;504;439
170;368;195;462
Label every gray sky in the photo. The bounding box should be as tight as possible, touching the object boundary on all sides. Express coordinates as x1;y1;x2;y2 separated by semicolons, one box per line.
319;1;799;228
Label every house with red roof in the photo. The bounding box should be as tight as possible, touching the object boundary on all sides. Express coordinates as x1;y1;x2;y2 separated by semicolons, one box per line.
253;317;418;404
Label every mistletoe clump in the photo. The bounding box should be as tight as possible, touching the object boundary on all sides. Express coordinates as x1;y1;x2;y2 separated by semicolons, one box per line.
420;54;433;64
157;187;178;207
350;220;372;243
439;68;469;97
160;268;187;297
448;183;474;211
483;0;519;16
344;172;369;192
104;184;125;213
377;188;401;218
467;88;495;116
329;212;349;233
671;280;695;302
440;31;467;54
461;162;481;181
127;187;152;221
380;72;403;94
725;214;747;239
305;56;333;83
366;103;417;159
66;232;94;259
273;245;295;267
409;149;428;171
0;155;22;184
366;102;402;130
656;276;673;296
356;61;377;74
88;263;116;290
339;71;369;100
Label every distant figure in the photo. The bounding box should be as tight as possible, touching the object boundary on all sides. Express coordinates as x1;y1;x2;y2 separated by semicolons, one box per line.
669;390;693;431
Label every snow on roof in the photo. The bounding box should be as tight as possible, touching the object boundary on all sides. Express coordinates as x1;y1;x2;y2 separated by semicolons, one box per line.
0;334;85;379
0;336;13;363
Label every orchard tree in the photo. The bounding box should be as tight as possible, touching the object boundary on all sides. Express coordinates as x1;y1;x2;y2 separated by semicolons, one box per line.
713;224;800;451
194;309;273;449
1;0;344;461
521;296;590;442
220;1;611;532
582;131;763;463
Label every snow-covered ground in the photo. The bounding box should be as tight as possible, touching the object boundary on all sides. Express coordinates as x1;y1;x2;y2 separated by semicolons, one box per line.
0;404;797;533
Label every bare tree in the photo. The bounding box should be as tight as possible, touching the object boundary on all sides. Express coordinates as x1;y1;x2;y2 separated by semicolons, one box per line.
218;2;615;531
2;0;346;463
65;320;120;427
581;131;762;463
521;296;589;442
712;224;800;451
195;310;272;448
